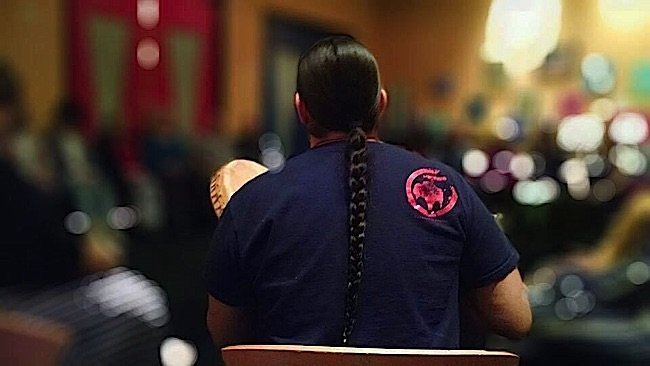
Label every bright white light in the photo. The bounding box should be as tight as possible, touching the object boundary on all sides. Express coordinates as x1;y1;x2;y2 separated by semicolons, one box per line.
509;152;535;180
590;98;618;121
160;337;198;366
568;180;591;200
137;0;159;30
609;112;648;145
609;144;648;176
581;53;616;95
559;157;591;200
493;150;514;172
494;117;520;141
259;133;285;173
593;179;616;202
626;261;650;285
462;149;490;177
480;170;508;193
84;268;169;327
557;114;605;152
137;38;160;70
512;177;559;206
64;211;92;235
482;0;562;77
599;0;650;31
559;158;588;184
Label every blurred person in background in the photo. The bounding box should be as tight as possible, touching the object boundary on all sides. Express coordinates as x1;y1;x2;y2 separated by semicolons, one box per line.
0;62;81;287
205;35;531;351
0;62;170;366
142;112;192;240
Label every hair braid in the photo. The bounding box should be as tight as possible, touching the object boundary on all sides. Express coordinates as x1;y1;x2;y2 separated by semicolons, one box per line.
342;125;369;345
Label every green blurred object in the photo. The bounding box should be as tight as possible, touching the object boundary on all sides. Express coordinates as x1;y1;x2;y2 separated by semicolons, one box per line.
631;60;650;106
169;31;200;141
89;16;129;130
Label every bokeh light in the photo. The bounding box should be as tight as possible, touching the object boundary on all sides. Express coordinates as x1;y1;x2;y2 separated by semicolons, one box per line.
568;180;591;200
462;149;490;177
559;274;584;296
555;297;577;320
137;38;160;70
137;0;159;30
480;170;508;193
64;211;92;235
581;53;616;95
494;116;520;141
82;268;169;327
609;144;648;176
483;0;562;77
626;261;650;285
559;158;589;184
558;156;591;200
609;112;648;145
259;132;286;173
584;153;607;177
593;178;616;202
533;267;557;286
557;114;605;152
512;177;560;206
107;206;139;230
528;283;555;307
509;152;535;180
160;337;198;366
493;150;514;173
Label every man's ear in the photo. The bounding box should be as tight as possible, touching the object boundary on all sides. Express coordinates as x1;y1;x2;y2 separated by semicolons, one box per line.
295;93;312;126
377;88;388;118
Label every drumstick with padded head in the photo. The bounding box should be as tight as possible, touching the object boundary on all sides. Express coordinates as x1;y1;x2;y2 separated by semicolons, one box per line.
209;159;268;218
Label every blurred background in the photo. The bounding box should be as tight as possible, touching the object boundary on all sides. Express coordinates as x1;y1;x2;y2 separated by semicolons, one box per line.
1;0;650;365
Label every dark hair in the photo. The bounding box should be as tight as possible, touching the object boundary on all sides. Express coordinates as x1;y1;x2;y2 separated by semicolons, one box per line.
297;35;381;344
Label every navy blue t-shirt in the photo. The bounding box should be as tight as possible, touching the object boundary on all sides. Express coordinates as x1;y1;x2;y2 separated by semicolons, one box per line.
205;141;519;348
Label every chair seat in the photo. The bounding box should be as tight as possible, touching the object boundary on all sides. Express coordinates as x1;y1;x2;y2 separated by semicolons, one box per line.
222;345;519;366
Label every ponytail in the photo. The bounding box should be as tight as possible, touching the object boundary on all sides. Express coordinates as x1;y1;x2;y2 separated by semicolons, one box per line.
342;124;369;344
295;35;379;344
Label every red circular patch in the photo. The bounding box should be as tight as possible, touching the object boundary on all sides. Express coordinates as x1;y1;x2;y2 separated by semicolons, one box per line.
405;168;458;218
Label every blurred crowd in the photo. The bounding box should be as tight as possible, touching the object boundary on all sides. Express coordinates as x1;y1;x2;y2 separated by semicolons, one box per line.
0;61;226;364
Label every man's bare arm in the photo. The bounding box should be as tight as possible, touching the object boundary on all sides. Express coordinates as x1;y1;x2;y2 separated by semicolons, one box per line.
206;295;252;350
471;267;532;340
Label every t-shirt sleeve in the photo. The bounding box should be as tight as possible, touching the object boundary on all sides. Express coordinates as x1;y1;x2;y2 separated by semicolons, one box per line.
204;206;253;306
458;179;520;288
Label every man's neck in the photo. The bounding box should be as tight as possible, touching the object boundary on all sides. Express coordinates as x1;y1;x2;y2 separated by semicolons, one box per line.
309;130;378;148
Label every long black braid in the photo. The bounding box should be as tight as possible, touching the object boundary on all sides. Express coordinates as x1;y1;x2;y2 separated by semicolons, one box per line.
342;124;369;344
296;35;380;345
